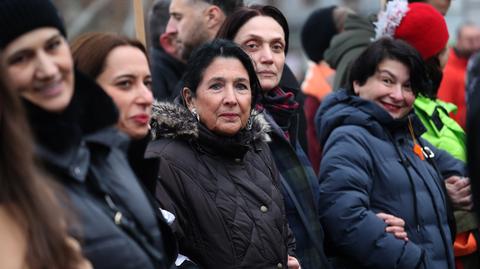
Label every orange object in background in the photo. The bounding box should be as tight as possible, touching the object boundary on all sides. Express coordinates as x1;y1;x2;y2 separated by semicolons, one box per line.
454;232;477;257
437;48;468;129
302;61;335;100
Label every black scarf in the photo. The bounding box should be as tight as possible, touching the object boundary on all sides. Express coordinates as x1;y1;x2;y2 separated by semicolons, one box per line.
256;87;299;131
196;123;254;159
25;70;118;153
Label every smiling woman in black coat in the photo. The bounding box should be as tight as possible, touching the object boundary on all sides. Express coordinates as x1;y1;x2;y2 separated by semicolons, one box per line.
0;0;173;268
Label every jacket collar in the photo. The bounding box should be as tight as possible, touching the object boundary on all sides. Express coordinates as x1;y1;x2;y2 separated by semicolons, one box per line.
25;69;118;150
25;69;118;182
317;90;426;145
150;101;271;158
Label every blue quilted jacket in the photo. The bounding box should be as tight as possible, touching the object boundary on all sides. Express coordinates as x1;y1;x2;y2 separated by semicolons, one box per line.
315;90;465;269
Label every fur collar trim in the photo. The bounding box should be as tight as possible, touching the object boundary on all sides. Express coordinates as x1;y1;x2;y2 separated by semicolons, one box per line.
150;101;271;142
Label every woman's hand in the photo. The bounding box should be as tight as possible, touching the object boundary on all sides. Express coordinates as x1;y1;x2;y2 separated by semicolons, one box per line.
376;212;409;241
445;176;473;211
287;255;301;269
66;237;93;269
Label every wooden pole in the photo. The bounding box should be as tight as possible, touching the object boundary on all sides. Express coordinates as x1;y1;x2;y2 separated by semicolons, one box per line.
133;0;146;45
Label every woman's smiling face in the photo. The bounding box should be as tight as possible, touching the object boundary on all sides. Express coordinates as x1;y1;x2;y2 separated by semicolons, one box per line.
354;58;415;119
1;27;74;113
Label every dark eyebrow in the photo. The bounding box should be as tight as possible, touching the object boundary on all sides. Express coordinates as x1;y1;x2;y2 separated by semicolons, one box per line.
242;34;261;41
46;33;62;42
235;78;249;84
113;74;136;81
207;77;226;83
242;34;284;44
377;69;397;80
377;69;412;85
112;73;151;82
6;33;62;64
206;77;249;85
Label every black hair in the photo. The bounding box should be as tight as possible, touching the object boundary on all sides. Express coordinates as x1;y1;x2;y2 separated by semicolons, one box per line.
347;37;431;97
182;39;261;108
216;5;289;54
424;55;443;98
148;0;171;49
197;0;244;16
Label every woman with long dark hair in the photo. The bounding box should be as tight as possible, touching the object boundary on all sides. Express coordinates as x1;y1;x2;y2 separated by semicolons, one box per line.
0;76;90;268
0;0;173;268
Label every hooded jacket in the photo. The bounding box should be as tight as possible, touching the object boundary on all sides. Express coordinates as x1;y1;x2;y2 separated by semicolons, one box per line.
414;96;466;162
324;13;375;91
315;90;465;269
145;102;295;269
25;71;173;269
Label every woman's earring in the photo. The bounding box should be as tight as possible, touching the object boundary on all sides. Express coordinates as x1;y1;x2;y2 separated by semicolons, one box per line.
191;108;200;121
246;115;253;130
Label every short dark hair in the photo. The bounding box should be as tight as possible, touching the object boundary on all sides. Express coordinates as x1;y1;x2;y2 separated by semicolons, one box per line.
347;37;431;97
148;0;171;49
216;5;290;54
183;39;261;108
71;32;148;80
198;0;244;16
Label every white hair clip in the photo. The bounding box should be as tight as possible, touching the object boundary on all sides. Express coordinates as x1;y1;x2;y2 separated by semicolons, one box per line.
374;0;409;40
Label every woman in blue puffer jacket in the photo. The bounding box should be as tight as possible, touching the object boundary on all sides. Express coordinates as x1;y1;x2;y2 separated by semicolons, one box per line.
316;38;471;269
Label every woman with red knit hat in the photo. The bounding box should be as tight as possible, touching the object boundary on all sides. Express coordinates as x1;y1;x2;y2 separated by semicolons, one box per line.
376;1;478;268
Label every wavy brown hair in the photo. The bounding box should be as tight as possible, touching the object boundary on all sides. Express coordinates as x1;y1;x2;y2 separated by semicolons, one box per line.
0;76;83;269
70;32;148;79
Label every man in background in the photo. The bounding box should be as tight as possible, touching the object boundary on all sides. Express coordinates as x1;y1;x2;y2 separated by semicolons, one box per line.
438;23;480;128
167;0;243;62
153;0;243;98
148;0;186;100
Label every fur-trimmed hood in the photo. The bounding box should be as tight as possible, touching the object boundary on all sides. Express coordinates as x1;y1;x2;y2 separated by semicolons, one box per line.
150;101;271;143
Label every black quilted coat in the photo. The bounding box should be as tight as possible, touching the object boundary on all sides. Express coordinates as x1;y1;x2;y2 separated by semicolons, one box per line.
146;102;296;268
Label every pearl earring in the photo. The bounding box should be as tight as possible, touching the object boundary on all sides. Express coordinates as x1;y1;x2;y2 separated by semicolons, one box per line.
191;108;200;121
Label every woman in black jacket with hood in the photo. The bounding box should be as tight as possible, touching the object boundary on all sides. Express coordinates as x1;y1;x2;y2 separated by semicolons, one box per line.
0;0;174;268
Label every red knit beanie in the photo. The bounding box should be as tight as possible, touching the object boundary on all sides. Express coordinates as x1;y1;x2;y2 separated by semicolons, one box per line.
375;1;449;60
395;3;448;59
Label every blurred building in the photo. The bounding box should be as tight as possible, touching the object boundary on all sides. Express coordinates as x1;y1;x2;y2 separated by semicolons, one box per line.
54;0;480;81
52;0;154;40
